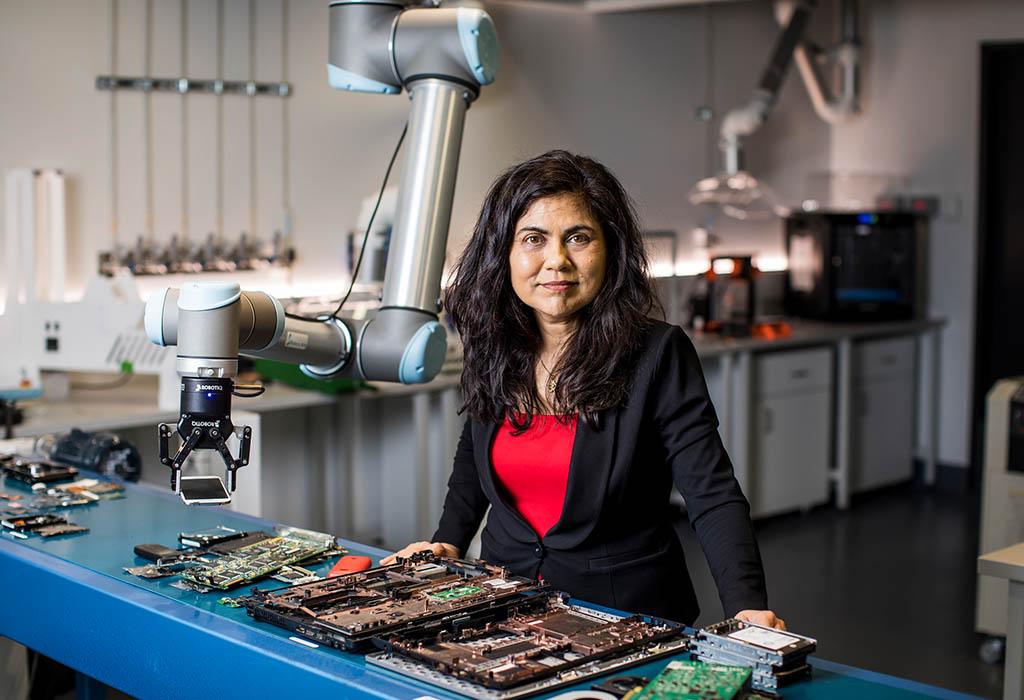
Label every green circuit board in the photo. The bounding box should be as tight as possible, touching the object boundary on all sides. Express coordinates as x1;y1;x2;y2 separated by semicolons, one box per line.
425;584;483;601
632;660;751;700
180;534;333;590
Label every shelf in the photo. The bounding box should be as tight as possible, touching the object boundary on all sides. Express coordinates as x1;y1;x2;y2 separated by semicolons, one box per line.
496;0;747;15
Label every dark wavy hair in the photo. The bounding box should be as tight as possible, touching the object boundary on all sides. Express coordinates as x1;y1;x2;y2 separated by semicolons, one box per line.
446;150;663;431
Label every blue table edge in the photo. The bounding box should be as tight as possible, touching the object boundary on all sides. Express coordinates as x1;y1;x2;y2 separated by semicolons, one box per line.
0;477;986;699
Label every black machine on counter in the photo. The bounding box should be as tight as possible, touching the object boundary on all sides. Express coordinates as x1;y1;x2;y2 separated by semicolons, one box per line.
784;211;926;321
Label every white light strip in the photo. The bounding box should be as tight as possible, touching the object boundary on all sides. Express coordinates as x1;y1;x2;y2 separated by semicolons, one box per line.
649;257;789;278
675;259;712;276
712;258;735;275
753;255;788;272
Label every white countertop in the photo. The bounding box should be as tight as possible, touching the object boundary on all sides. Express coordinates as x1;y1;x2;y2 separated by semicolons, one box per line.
979;542;1024;582
11;371;462;437
690;318;945;358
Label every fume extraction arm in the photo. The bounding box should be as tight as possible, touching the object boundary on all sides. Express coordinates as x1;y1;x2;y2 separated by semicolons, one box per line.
690;0;862;220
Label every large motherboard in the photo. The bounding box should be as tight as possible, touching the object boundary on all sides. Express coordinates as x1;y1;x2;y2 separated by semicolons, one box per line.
372;595;689;698
240;554;690;699
242;556;545;649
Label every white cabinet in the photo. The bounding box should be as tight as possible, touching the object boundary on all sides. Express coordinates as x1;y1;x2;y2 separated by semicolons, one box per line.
749;348;833;517
850;337;916;492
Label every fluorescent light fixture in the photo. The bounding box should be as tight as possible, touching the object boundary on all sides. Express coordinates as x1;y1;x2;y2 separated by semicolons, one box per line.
753;255;787;272
689;171;789;221
712;258;736;275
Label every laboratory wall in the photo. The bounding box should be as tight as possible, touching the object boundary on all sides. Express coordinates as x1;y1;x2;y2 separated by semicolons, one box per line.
827;0;1024;471
0;0;829;290
1;0;1018;471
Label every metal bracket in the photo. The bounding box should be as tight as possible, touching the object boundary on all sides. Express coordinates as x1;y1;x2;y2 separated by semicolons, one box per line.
159;423;202;493
96;75;292;97
211;426;252;492
158;422;252;494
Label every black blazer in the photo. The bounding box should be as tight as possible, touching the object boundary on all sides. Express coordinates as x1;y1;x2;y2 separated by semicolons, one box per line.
432;321;768;624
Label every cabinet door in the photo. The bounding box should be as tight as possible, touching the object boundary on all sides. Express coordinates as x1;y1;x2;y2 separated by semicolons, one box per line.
751;391;832;517
852;375;915;491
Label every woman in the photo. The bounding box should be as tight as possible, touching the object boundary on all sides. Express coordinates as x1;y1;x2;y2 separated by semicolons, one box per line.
383;150;783;629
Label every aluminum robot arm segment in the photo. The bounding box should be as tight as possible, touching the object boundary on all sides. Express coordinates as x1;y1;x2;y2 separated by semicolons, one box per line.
326;2;498;95
144;285;351;374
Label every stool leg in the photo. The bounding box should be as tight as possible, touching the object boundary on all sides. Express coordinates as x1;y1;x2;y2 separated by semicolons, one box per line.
1006;581;1024;700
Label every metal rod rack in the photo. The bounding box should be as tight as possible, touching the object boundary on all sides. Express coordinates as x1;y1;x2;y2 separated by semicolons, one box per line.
96;75;292;97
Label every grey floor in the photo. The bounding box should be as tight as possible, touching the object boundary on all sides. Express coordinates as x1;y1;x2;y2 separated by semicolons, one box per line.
676;483;1004;699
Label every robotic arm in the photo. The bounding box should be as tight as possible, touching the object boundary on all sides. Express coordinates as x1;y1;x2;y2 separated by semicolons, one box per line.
144;1;498;503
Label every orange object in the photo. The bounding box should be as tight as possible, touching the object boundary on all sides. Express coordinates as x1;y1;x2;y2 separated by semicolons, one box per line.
328;555;373;577
750;321;793;340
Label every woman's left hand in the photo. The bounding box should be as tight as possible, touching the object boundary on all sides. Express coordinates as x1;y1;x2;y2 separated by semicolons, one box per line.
735;609;787;630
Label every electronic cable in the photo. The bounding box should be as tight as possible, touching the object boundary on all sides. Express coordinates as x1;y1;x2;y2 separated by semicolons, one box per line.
283;121;408;323
69;370;134;391
232;385;266;398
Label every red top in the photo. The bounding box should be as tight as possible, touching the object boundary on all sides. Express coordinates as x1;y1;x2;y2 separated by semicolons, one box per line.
491;414;577;538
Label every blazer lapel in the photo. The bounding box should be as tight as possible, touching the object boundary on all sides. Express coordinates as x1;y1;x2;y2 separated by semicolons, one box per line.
473;420;500;499
544;407;619;547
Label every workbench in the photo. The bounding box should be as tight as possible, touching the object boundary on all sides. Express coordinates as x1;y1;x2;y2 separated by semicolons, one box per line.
9;372;463;550
7;317;943;546
978;542;1024;700
0;475;981;699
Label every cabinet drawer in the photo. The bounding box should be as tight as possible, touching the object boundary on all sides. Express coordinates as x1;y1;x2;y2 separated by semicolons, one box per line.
854;336;915;381
755;347;833;397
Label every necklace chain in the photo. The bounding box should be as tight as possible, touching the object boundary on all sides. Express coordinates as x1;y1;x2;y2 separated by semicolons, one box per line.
539;358;557;395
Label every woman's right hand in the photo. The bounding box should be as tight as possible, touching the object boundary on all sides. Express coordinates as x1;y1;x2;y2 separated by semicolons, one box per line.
379;541;460;565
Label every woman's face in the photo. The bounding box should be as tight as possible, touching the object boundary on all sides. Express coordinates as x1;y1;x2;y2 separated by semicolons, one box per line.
508;193;607;328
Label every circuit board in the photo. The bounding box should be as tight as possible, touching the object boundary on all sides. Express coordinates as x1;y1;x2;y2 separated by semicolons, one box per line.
630;660;751;700
1;512;89;538
55;478;125;499
0;456;78;484
379;595;688;691
242;555;544;649
179;533;333;590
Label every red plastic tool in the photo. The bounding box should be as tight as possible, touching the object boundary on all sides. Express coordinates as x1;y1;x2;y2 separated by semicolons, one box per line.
328;555;373;577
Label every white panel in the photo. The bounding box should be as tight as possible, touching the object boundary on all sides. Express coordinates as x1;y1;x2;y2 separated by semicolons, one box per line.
851;376;915;492
4;169;34;307
754;346;832;397
854;336;915;382
751;390;831;517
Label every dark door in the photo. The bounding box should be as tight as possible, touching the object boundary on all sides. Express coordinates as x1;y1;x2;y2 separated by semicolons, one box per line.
972;42;1024;484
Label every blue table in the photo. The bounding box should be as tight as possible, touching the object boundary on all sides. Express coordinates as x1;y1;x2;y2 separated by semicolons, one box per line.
0;476;981;699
